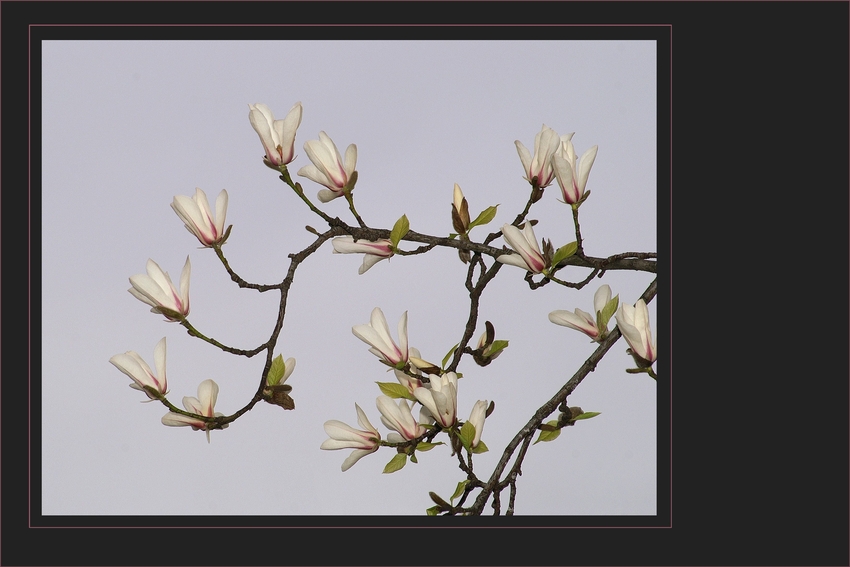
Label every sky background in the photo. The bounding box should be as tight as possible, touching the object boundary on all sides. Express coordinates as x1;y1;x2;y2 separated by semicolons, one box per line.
41;39;657;516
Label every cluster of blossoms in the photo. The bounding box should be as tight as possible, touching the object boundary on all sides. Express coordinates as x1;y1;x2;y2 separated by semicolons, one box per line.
320;307;490;471
110;103;655;475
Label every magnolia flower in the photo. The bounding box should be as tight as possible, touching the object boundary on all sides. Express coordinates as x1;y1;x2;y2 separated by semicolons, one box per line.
496;223;547;273
615;299;657;366
320;403;381;472
248;102;303;167
161;379;227;443
377;396;426;442
414;372;459;428
515;124;562;188
109;337;168;401
171;187;229;247
352;307;408;367
297;131;357;203
332;236;394;275
467;400;489;448
549;284;613;342
128;257;191;321
552;138;598;205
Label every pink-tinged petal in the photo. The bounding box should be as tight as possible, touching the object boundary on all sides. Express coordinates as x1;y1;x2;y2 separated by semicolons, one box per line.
340;448;377;472
548;309;599;338
152;337;167;393
354;403;379;435
182;395;204;415
515;140;532;178
467;399;488;447
317;188;342;203
178;257;191;314
196;379;219;417
161;411;205;429
128;274;172;309
553;153;578;204
496;253;532;271
296;163;332;189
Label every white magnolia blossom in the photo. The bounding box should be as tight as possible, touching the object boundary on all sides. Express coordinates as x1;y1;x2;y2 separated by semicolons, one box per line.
467;399;489;448
414;372;459;428
515;124;562;188
615;299;657;365
161;379;227;443
297;131;357;203
128;257;191;321
248;102;303;167
351;307;409;366
376;396;426;442
320;404;381;472
171;187;229;247
552;138;598;205
497;223;547;274
549;284;613;341
332;236;393;275
109;337;168;401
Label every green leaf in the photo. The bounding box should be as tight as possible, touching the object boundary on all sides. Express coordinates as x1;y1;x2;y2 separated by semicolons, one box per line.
415;441;443;452
573;411;601;421
450;480;469;503
382;453;408;474
376;381;414;399
426;506;440;516
550;241;578;267
533;420;562;445
458;422;476;452
390;214;410;248
409;453;418;464
441;343;459;370
468;205;499;229
266;354;286;386
485;339;509;358
471;440;489;454
597;295;619;332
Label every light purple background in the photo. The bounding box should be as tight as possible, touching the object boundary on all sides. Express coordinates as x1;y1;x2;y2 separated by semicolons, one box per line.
42;40;657;515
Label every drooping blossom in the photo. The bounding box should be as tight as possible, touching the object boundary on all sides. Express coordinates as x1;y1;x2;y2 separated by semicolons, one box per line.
549;284;614;342
161;379;227;443
248;102;303;167
496;223;547;274
332;236;393;275
615;299;657;366
414;372;459;428
128;257;191;322
552;138;598;205
376;396;426;442
351;307;409;367
297;131;357;203
467;400;489;448
320;404;381;472
515;124;562;188
109;337;169;401
171;187;229;247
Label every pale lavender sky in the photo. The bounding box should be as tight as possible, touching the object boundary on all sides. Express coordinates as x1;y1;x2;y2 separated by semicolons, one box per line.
42;39;657;516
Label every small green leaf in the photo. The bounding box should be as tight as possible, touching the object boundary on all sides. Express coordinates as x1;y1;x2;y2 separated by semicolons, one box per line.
441;343;459;370
415;441;443;452
573;411;601;421
448;233;458;240
468;205;499;229
597;295;619;331
376;381;414;399
550;241;578;267
485;339;509;358
390;214;410;248
426;506;440;516
458;421;476;452
266;354;286;386
450;480;469;503
471;440;489;454
382;453;407;474
409;453;418;464
533;420;562;445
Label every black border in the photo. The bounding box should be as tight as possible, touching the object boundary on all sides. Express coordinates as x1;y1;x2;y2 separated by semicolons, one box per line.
4;2;848;566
